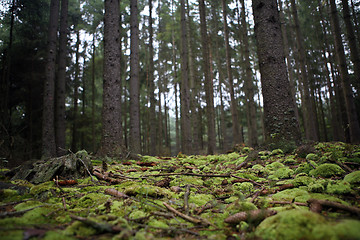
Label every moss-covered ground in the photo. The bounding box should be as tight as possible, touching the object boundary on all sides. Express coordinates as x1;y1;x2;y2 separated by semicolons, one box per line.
1;142;360;239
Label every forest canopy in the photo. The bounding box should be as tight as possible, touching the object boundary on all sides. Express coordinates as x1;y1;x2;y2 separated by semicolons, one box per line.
0;0;359;164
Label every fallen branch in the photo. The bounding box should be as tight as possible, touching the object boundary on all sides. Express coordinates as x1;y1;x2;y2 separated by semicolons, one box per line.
224;209;277;224
230;175;263;186
163;202;203;225
104;188;129;199
307;199;360;217
184;185;190;215
70;215;123;233
269;201;307;206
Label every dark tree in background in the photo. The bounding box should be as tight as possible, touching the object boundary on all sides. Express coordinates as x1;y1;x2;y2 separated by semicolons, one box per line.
252;0;301;144
99;0;124;156
42;0;59;158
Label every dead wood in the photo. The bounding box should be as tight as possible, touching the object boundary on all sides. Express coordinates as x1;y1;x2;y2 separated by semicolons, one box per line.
224;209;277;224
163;202;204;225
307;199;360;217
104;188;129;199
70;215;123;233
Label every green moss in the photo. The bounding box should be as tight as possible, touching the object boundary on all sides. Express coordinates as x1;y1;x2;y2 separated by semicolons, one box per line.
189;194;214;206
129;210;148;219
307;182;325;193
265;162;285;171
251;164;266;173
326;181;352;194
255;210;326;240
234;182;254;194
43;230;77;240
170;176;204;187
0;189;19;202
123;183;173;198
294;163;317;175
274;167;294;179
309;164;345;178
148;219;169;228
271;149;284;155
306;153;319;161
272;188;310;203
64;221;97;237
344;171;360;184
73;193;110;208
0;230;23;240
225;200;257;215
14;200;43;211
292;175;314;187
29;181;59;198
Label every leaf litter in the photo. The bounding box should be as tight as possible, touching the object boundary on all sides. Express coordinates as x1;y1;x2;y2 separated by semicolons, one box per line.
0;142;360;240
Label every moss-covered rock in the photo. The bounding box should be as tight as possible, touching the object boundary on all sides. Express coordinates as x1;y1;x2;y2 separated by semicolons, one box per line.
233;182;254;194
273;167;294;179
306;153;319;161
344;171;360;184
309;164;345;178
255;210;360;240
265;162;285;171
272;188;310;203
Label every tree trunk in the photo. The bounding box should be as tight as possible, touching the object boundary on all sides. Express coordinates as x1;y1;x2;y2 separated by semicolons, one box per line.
56;0;68;156
129;0;141;154
329;0;360;143
199;0;216;154
42;0;59;158
341;0;360;95
290;0;318;141
222;0;243;146
91;34;96;152
180;0;192;154
239;0;258;147
99;0;124;156
252;0;301;144
71;31;80;152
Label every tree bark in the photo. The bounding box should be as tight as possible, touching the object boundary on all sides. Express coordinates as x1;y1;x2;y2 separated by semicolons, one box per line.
42;0;59;158
222;0;243;146
290;0;318;141
148;0;157;156
99;0;124;156
199;0;216;154
240;0;258;147
91;34;96;152
180;0;192;154
56;0;68;156
252;0;301;144
329;0;360;143
71;31;80;152
129;0;141;154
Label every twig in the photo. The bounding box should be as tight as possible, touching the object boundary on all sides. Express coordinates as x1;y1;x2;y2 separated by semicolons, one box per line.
184;185;190;215
62;197;67;210
70;215;122;233
163;202;203;225
230;174;262;186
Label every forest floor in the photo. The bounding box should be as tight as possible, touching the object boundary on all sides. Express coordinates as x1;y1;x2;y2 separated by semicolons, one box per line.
0;142;360;240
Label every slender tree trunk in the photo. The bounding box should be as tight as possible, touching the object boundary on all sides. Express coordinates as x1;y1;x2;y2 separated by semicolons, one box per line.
99;0;124;156
56;0;68;156
222;0;243;146
350;0;360;49
180;0;192;154
42;0;59;158
329;0;360;143
342;0;360;94
148;0;157;155
71;31;80;152
290;0;318;141
252;0;301;144
186;0;199;154
91;34;96;152
199;0;216;154
129;0;141;154
81;48;86;150
239;0;258;147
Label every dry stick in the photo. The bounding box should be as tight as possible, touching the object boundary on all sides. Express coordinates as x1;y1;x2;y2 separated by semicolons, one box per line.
250;187;265;203
163;202;202;225
184;185;190;215
225;209;277;224
62;197;67;210
230;174;262;186
307;199;360;217
269;201;307;206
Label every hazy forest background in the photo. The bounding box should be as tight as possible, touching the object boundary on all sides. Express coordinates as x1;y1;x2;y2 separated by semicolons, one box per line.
0;0;359;166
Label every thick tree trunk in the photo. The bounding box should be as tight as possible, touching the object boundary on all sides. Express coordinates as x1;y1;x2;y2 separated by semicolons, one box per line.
148;0;157;155
91;34;96;152
252;0;301;144
180;0;192;154
290;0;318;141
222;0;243;146
240;0;258;147
129;0;141;154
329;0;360;143
199;0;216;154
99;0;124;156
56;0;68;156
42;0;59;158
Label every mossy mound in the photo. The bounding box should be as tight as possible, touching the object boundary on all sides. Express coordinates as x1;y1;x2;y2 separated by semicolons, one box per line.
344;171;360;184
255;210;360;240
309;163;345;178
